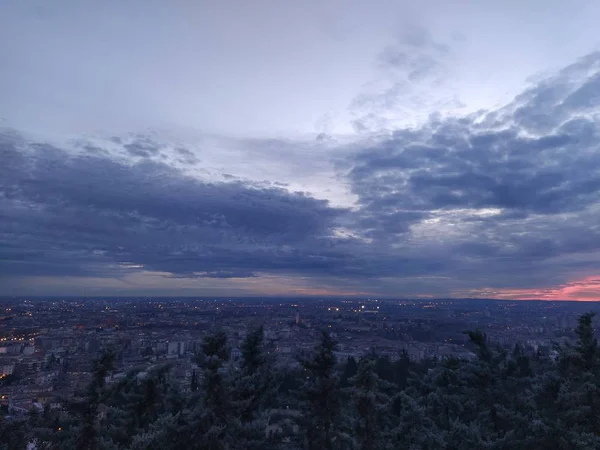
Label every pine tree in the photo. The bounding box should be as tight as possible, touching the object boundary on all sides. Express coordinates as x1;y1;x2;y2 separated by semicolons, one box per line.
573;312;598;372
548;312;600;446
129;412;182;450
392;349;411;390
191;370;199;393
298;330;350;450
340;356;358;388
188;330;237;450
0;415;27;450
233;326;277;449
390;390;444;449
350;358;392;450
75;350;116;450
101;365;173;448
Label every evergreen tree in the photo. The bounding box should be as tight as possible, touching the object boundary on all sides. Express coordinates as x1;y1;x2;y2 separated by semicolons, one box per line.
392;349;411;390
191;370;199;393
0;415;27;450
350;358;392;450
233;326;277;449
188;330;238;450
298;330;350;450
340;356;358;388
74;350;116;450
390;390;444;449
102;365;173;448
548;312;600;447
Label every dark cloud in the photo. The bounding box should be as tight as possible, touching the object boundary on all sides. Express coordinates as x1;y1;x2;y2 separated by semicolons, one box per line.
174;147;199;165
350;55;600;221
0;131;358;281
342;52;600;292
165;271;257;279
5;52;600;297
123;136;162;158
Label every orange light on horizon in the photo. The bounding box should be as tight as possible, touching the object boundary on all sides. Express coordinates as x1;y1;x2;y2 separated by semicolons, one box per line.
464;275;600;301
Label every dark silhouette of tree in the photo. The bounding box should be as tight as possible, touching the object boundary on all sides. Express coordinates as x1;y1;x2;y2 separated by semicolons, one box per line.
190;330;237;450
76;350;116;450
350;358;392;450
340;356;358;388
191;370;199;393
0;415;27;450
233;326;277;449
298;330;350;450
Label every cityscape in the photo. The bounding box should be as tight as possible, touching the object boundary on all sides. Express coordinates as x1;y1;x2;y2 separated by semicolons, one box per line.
2;296;598;416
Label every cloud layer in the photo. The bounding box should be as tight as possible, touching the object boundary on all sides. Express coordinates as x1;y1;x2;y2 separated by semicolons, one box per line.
344;52;600;297
4;53;600;298
0;131;359;282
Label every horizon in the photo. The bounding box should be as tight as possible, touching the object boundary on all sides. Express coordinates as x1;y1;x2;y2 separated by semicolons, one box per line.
4;295;600;304
3;2;600;300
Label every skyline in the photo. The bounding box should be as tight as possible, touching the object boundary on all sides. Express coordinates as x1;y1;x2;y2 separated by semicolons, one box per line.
3;1;600;300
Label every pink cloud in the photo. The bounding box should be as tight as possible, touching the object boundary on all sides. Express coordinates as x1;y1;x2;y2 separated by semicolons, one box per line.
462;275;600;301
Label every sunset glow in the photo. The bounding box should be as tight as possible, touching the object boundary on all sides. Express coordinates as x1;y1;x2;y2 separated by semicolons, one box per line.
464;276;600;302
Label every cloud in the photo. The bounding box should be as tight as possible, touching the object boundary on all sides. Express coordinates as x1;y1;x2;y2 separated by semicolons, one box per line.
462;275;600;301
5;52;600;298
164;271;257;279
0;125;458;296
123;138;162;158
0;130;360;283
174;147;200;165
350;26;460;133
377;27;450;81
342;51;600;296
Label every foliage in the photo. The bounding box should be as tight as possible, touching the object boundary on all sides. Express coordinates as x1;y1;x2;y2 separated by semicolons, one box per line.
3;315;600;449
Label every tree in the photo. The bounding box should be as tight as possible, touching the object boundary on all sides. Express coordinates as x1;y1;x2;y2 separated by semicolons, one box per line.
233;326;277;449
188;330;237;450
350;358;392;450
0;415;27;450
75;350;116;450
340;356;358;388
101;365;173;448
298;331;350;450
191;370;199;393
574;312;598;372
547;312;600;446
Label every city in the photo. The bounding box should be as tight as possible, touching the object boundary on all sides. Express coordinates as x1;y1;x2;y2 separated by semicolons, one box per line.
1;296;597;416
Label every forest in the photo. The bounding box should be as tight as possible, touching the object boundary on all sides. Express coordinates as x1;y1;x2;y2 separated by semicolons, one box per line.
2;312;600;450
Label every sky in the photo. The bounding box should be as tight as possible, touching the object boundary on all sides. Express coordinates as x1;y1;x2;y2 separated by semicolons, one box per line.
2;1;600;300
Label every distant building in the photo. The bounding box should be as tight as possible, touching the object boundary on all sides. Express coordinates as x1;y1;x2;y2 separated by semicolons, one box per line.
23;345;35;356
1;363;15;377
167;341;186;357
